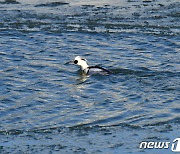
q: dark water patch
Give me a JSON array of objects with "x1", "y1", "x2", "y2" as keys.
[
  {"x1": 81, "y1": 5, "x2": 95, "y2": 9},
  {"x1": 172, "y1": 108, "x2": 180, "y2": 114},
  {"x1": 142, "y1": 0, "x2": 154, "y2": 3},
  {"x1": 0, "y1": 124, "x2": 142, "y2": 136},
  {"x1": 0, "y1": 0, "x2": 20, "y2": 4},
  {"x1": 143, "y1": 117, "x2": 180, "y2": 128},
  {"x1": 0, "y1": 129, "x2": 24, "y2": 135},
  {"x1": 35, "y1": 1, "x2": 69, "y2": 7},
  {"x1": 0, "y1": 123, "x2": 179, "y2": 153},
  {"x1": 110, "y1": 67, "x2": 180, "y2": 79},
  {"x1": 110, "y1": 68, "x2": 154, "y2": 77},
  {"x1": 0, "y1": 119, "x2": 178, "y2": 137}
]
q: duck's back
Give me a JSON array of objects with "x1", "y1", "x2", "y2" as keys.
[{"x1": 87, "y1": 66, "x2": 111, "y2": 75}]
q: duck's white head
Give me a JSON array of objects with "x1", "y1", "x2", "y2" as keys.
[{"x1": 73, "y1": 56, "x2": 89, "y2": 71}]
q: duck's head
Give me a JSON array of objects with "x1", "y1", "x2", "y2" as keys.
[
  {"x1": 73, "y1": 56, "x2": 89, "y2": 71},
  {"x1": 65, "y1": 56, "x2": 89, "y2": 71}
]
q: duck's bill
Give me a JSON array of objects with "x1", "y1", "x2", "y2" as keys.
[{"x1": 64, "y1": 60, "x2": 73, "y2": 65}]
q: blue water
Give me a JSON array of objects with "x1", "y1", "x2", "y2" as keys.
[{"x1": 0, "y1": 0, "x2": 180, "y2": 153}]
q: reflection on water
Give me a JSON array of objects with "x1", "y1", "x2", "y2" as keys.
[
  {"x1": 0, "y1": 0, "x2": 179, "y2": 153},
  {"x1": 76, "y1": 73, "x2": 89, "y2": 84}
]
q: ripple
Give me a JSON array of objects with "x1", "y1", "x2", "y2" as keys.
[
  {"x1": 0, "y1": 1, "x2": 179, "y2": 35},
  {"x1": 0, "y1": 1, "x2": 179, "y2": 153},
  {"x1": 35, "y1": 1, "x2": 69, "y2": 7},
  {"x1": 0, "y1": 0, "x2": 20, "y2": 4}
]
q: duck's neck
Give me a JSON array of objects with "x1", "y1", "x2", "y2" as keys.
[{"x1": 80, "y1": 63, "x2": 89, "y2": 73}]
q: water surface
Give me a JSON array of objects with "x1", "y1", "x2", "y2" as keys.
[{"x1": 0, "y1": 0, "x2": 180, "y2": 153}]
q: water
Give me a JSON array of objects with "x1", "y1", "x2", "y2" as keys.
[{"x1": 0, "y1": 0, "x2": 180, "y2": 153}]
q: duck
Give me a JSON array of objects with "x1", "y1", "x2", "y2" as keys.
[{"x1": 66, "y1": 56, "x2": 111, "y2": 75}]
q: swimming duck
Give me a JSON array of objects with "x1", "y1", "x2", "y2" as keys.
[{"x1": 66, "y1": 56, "x2": 111, "y2": 75}]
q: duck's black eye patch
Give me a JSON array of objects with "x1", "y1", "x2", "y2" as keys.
[
  {"x1": 74, "y1": 60, "x2": 78, "y2": 64},
  {"x1": 81, "y1": 58, "x2": 86, "y2": 61}
]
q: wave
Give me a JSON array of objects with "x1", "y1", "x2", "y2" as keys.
[{"x1": 35, "y1": 1, "x2": 69, "y2": 7}]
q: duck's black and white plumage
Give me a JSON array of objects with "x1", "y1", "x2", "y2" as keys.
[{"x1": 68, "y1": 56, "x2": 111, "y2": 75}]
